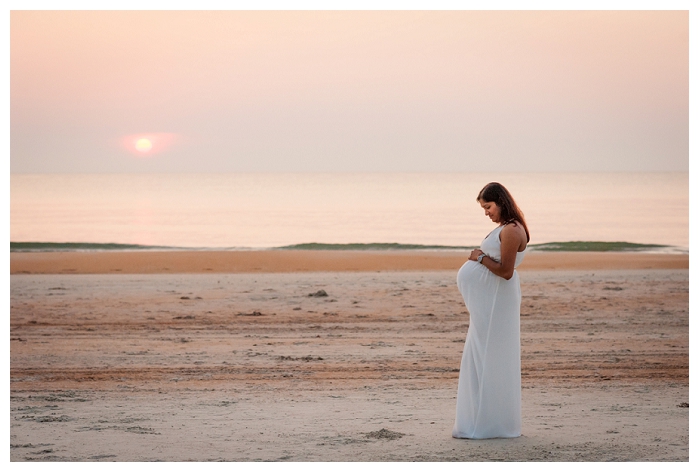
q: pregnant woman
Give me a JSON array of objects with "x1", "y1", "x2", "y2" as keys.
[{"x1": 452, "y1": 182, "x2": 530, "y2": 439}]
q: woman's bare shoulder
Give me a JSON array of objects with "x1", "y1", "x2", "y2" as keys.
[
  {"x1": 501, "y1": 221, "x2": 527, "y2": 243},
  {"x1": 502, "y1": 221, "x2": 525, "y2": 233}
]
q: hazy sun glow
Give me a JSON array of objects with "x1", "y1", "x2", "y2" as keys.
[
  {"x1": 120, "y1": 133, "x2": 178, "y2": 157},
  {"x1": 135, "y1": 138, "x2": 152, "y2": 152}
]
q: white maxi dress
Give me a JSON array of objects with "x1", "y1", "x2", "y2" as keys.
[{"x1": 452, "y1": 225, "x2": 525, "y2": 439}]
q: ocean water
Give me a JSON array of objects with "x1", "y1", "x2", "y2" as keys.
[{"x1": 10, "y1": 173, "x2": 688, "y2": 251}]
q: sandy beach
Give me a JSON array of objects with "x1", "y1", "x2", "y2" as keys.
[
  {"x1": 10, "y1": 251, "x2": 689, "y2": 461},
  {"x1": 9, "y1": 250, "x2": 689, "y2": 274}
]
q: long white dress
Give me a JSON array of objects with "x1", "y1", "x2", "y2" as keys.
[{"x1": 452, "y1": 225, "x2": 525, "y2": 439}]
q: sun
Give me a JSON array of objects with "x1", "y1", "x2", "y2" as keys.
[
  {"x1": 135, "y1": 138, "x2": 153, "y2": 153},
  {"x1": 120, "y1": 132, "x2": 178, "y2": 157}
]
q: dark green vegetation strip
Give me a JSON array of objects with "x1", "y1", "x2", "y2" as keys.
[
  {"x1": 11, "y1": 241, "x2": 672, "y2": 252},
  {"x1": 10, "y1": 242, "x2": 176, "y2": 252},
  {"x1": 529, "y1": 241, "x2": 668, "y2": 252}
]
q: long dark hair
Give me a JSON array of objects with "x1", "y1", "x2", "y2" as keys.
[{"x1": 477, "y1": 182, "x2": 530, "y2": 242}]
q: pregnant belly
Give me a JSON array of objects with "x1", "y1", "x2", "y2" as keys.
[
  {"x1": 457, "y1": 260, "x2": 485, "y2": 292},
  {"x1": 456, "y1": 260, "x2": 500, "y2": 308}
]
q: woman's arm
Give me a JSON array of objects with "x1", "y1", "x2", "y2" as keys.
[{"x1": 468, "y1": 224, "x2": 524, "y2": 280}]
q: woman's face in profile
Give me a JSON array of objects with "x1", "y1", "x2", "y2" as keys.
[{"x1": 479, "y1": 199, "x2": 501, "y2": 223}]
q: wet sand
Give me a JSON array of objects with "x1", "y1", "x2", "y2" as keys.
[{"x1": 10, "y1": 252, "x2": 689, "y2": 461}]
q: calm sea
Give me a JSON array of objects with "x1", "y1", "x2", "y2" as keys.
[{"x1": 10, "y1": 173, "x2": 688, "y2": 251}]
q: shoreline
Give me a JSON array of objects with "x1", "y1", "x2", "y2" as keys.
[{"x1": 10, "y1": 250, "x2": 689, "y2": 274}]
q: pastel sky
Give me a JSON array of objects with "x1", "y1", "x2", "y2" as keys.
[{"x1": 10, "y1": 10, "x2": 688, "y2": 173}]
